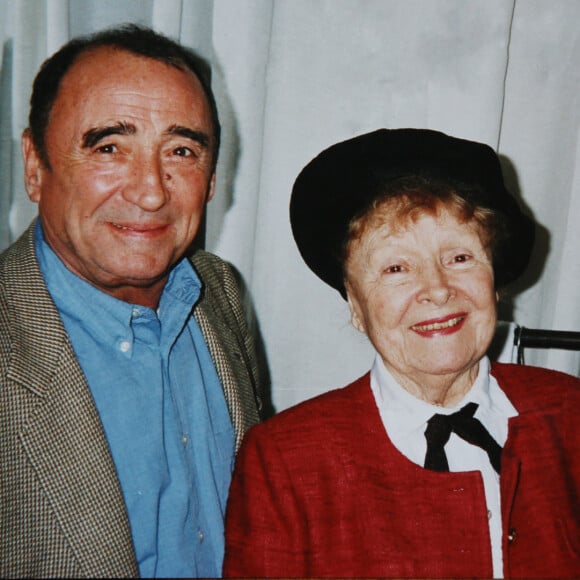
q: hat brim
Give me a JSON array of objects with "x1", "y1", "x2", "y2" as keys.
[{"x1": 290, "y1": 128, "x2": 535, "y2": 298}]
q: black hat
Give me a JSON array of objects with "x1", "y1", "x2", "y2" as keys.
[{"x1": 290, "y1": 128, "x2": 535, "y2": 298}]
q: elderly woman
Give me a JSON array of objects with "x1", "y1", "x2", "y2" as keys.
[{"x1": 223, "y1": 129, "x2": 580, "y2": 579}]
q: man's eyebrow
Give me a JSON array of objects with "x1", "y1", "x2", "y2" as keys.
[
  {"x1": 82, "y1": 122, "x2": 136, "y2": 148},
  {"x1": 166, "y1": 125, "x2": 210, "y2": 149}
]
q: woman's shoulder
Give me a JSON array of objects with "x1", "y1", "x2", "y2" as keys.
[
  {"x1": 491, "y1": 361, "x2": 579, "y2": 410},
  {"x1": 237, "y1": 372, "x2": 383, "y2": 475},
  {"x1": 491, "y1": 361, "x2": 578, "y2": 386},
  {"x1": 249, "y1": 372, "x2": 373, "y2": 437}
]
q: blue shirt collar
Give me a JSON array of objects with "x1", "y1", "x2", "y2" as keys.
[{"x1": 34, "y1": 220, "x2": 202, "y2": 354}]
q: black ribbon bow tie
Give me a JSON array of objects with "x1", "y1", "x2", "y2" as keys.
[{"x1": 424, "y1": 402, "x2": 502, "y2": 473}]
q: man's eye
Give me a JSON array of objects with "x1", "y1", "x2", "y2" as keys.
[
  {"x1": 173, "y1": 147, "x2": 194, "y2": 157},
  {"x1": 96, "y1": 144, "x2": 117, "y2": 154}
]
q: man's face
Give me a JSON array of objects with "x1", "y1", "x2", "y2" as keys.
[{"x1": 23, "y1": 46, "x2": 216, "y2": 307}]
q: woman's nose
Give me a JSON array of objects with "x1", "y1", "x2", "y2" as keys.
[
  {"x1": 417, "y1": 263, "x2": 455, "y2": 305},
  {"x1": 123, "y1": 154, "x2": 168, "y2": 211}
]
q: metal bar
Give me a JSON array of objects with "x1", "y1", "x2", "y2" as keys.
[{"x1": 515, "y1": 327, "x2": 580, "y2": 351}]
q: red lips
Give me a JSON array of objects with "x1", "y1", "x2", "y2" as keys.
[{"x1": 411, "y1": 312, "x2": 467, "y2": 337}]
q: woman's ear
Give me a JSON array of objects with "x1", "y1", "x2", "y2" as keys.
[
  {"x1": 346, "y1": 287, "x2": 366, "y2": 334},
  {"x1": 21, "y1": 129, "x2": 46, "y2": 203}
]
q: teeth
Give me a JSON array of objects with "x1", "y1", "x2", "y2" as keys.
[
  {"x1": 112, "y1": 223, "x2": 130, "y2": 230},
  {"x1": 413, "y1": 316, "x2": 463, "y2": 332}
]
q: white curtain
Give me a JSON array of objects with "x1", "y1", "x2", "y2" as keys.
[{"x1": 1, "y1": 0, "x2": 579, "y2": 413}]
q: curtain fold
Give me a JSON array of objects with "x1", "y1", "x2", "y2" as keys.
[{"x1": 1, "y1": 0, "x2": 578, "y2": 412}]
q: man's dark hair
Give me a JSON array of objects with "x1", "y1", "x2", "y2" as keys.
[{"x1": 28, "y1": 23, "x2": 221, "y2": 170}]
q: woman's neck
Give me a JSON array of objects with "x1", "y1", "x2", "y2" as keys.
[{"x1": 387, "y1": 362, "x2": 480, "y2": 408}]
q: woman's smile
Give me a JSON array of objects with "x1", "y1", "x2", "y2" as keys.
[{"x1": 411, "y1": 312, "x2": 467, "y2": 336}]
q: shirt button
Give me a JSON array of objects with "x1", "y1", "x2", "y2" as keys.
[
  {"x1": 487, "y1": 510, "x2": 492, "y2": 520},
  {"x1": 119, "y1": 341, "x2": 131, "y2": 353},
  {"x1": 132, "y1": 308, "x2": 140, "y2": 318},
  {"x1": 198, "y1": 529, "x2": 204, "y2": 543},
  {"x1": 507, "y1": 528, "x2": 517, "y2": 543},
  {"x1": 182, "y1": 434, "x2": 188, "y2": 446}
]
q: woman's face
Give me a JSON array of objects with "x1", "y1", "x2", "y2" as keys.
[{"x1": 345, "y1": 204, "x2": 497, "y2": 396}]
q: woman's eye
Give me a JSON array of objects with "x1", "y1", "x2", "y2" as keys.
[
  {"x1": 451, "y1": 253, "x2": 472, "y2": 265},
  {"x1": 385, "y1": 264, "x2": 404, "y2": 274}
]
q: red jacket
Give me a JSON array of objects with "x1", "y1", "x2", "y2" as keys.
[{"x1": 224, "y1": 363, "x2": 580, "y2": 578}]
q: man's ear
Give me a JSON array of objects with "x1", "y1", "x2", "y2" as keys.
[
  {"x1": 207, "y1": 172, "x2": 216, "y2": 202},
  {"x1": 21, "y1": 130, "x2": 46, "y2": 203},
  {"x1": 346, "y1": 287, "x2": 366, "y2": 334}
]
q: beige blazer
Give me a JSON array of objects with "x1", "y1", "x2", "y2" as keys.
[{"x1": 0, "y1": 222, "x2": 262, "y2": 578}]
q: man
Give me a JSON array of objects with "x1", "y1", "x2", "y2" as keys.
[{"x1": 0, "y1": 25, "x2": 262, "y2": 578}]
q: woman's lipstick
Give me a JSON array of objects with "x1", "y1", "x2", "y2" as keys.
[{"x1": 411, "y1": 313, "x2": 467, "y2": 337}]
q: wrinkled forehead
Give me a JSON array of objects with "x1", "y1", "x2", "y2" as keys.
[
  {"x1": 47, "y1": 46, "x2": 213, "y2": 138},
  {"x1": 342, "y1": 195, "x2": 494, "y2": 279}
]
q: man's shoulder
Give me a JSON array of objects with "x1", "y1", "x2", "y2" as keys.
[
  {"x1": 1, "y1": 224, "x2": 41, "y2": 301},
  {"x1": 188, "y1": 250, "x2": 246, "y2": 316},
  {"x1": 189, "y1": 249, "x2": 233, "y2": 289},
  {"x1": 0, "y1": 222, "x2": 66, "y2": 343},
  {"x1": 0, "y1": 223, "x2": 67, "y2": 379},
  {"x1": 189, "y1": 248, "x2": 226, "y2": 269},
  {"x1": 1, "y1": 223, "x2": 38, "y2": 278}
]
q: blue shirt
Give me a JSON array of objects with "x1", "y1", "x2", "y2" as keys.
[{"x1": 35, "y1": 222, "x2": 235, "y2": 578}]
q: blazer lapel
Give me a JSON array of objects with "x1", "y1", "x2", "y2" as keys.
[
  {"x1": 4, "y1": 224, "x2": 138, "y2": 577},
  {"x1": 194, "y1": 292, "x2": 249, "y2": 450},
  {"x1": 190, "y1": 251, "x2": 260, "y2": 450}
]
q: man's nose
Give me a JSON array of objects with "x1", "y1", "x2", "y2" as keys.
[{"x1": 123, "y1": 153, "x2": 168, "y2": 211}]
